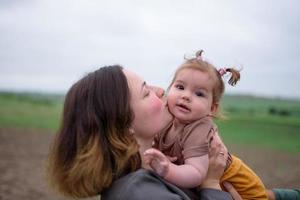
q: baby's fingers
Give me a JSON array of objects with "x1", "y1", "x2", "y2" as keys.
[
  {"x1": 209, "y1": 139, "x2": 222, "y2": 158},
  {"x1": 143, "y1": 153, "x2": 155, "y2": 164},
  {"x1": 166, "y1": 156, "x2": 178, "y2": 162},
  {"x1": 144, "y1": 148, "x2": 167, "y2": 162}
]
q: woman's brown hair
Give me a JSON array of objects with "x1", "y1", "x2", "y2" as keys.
[{"x1": 47, "y1": 65, "x2": 141, "y2": 198}]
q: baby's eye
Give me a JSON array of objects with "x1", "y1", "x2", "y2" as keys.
[
  {"x1": 175, "y1": 84, "x2": 184, "y2": 90},
  {"x1": 195, "y1": 91, "x2": 205, "y2": 97}
]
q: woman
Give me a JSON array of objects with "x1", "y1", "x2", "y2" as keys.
[{"x1": 47, "y1": 65, "x2": 239, "y2": 199}]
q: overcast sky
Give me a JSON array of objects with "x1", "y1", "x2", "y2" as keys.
[{"x1": 1, "y1": 0, "x2": 300, "y2": 99}]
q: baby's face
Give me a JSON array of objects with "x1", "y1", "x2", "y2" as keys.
[{"x1": 167, "y1": 68, "x2": 215, "y2": 124}]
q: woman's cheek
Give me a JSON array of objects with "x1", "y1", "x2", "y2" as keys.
[
  {"x1": 150, "y1": 96, "x2": 163, "y2": 115},
  {"x1": 150, "y1": 96, "x2": 172, "y2": 127}
]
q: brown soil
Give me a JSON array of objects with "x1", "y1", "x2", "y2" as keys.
[{"x1": 0, "y1": 128, "x2": 299, "y2": 200}]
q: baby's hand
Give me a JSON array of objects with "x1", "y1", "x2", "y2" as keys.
[
  {"x1": 166, "y1": 155, "x2": 177, "y2": 163},
  {"x1": 144, "y1": 148, "x2": 170, "y2": 177}
]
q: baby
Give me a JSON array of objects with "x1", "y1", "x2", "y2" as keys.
[{"x1": 144, "y1": 50, "x2": 267, "y2": 200}]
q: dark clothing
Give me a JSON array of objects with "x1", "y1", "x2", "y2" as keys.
[
  {"x1": 102, "y1": 169, "x2": 233, "y2": 200},
  {"x1": 273, "y1": 188, "x2": 300, "y2": 200}
]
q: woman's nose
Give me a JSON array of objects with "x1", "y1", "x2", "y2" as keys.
[{"x1": 150, "y1": 86, "x2": 165, "y2": 98}]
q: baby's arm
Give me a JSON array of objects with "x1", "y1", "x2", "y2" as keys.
[
  {"x1": 144, "y1": 148, "x2": 209, "y2": 188},
  {"x1": 167, "y1": 155, "x2": 209, "y2": 188}
]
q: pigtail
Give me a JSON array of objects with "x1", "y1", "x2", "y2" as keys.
[
  {"x1": 226, "y1": 68, "x2": 240, "y2": 86},
  {"x1": 195, "y1": 50, "x2": 204, "y2": 58},
  {"x1": 218, "y1": 67, "x2": 241, "y2": 86}
]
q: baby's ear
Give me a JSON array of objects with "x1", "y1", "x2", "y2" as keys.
[{"x1": 211, "y1": 103, "x2": 219, "y2": 114}]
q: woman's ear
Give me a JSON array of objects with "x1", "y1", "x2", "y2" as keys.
[{"x1": 129, "y1": 128, "x2": 135, "y2": 135}]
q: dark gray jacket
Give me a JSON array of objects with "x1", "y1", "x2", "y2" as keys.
[{"x1": 102, "y1": 169, "x2": 232, "y2": 200}]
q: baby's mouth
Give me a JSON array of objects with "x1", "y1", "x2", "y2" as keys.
[{"x1": 176, "y1": 103, "x2": 190, "y2": 112}]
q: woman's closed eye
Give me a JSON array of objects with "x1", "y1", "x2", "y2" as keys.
[
  {"x1": 143, "y1": 84, "x2": 151, "y2": 97},
  {"x1": 144, "y1": 91, "x2": 150, "y2": 97},
  {"x1": 143, "y1": 87, "x2": 151, "y2": 97}
]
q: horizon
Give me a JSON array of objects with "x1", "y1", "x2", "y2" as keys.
[{"x1": 1, "y1": 88, "x2": 300, "y2": 102}]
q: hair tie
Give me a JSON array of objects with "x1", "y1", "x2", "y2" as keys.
[
  {"x1": 195, "y1": 50, "x2": 204, "y2": 61},
  {"x1": 218, "y1": 68, "x2": 227, "y2": 76}
]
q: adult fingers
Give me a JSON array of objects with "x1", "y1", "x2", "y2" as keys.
[
  {"x1": 209, "y1": 138, "x2": 222, "y2": 158},
  {"x1": 223, "y1": 182, "x2": 242, "y2": 200},
  {"x1": 209, "y1": 131, "x2": 222, "y2": 147},
  {"x1": 209, "y1": 135, "x2": 228, "y2": 160},
  {"x1": 213, "y1": 133, "x2": 229, "y2": 153}
]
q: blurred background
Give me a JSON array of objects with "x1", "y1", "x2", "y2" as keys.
[{"x1": 0, "y1": 0, "x2": 299, "y2": 199}]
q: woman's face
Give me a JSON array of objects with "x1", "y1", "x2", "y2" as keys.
[{"x1": 123, "y1": 69, "x2": 172, "y2": 140}]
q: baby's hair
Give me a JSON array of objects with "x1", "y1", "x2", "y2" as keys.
[
  {"x1": 218, "y1": 67, "x2": 240, "y2": 86},
  {"x1": 194, "y1": 49, "x2": 240, "y2": 87},
  {"x1": 195, "y1": 50, "x2": 204, "y2": 58}
]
